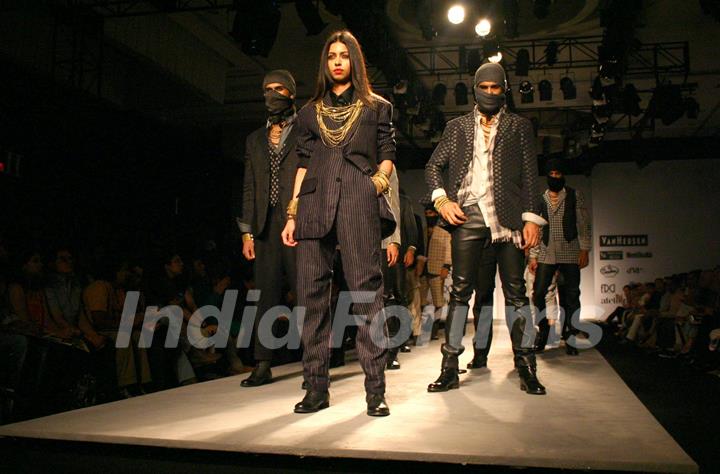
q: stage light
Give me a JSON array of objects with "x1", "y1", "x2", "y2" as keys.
[
  {"x1": 488, "y1": 52, "x2": 501, "y2": 63},
  {"x1": 393, "y1": 80, "x2": 408, "y2": 95},
  {"x1": 475, "y1": 18, "x2": 491, "y2": 37},
  {"x1": 416, "y1": 0, "x2": 437, "y2": 40},
  {"x1": 296, "y1": 0, "x2": 328, "y2": 36},
  {"x1": 655, "y1": 84, "x2": 686, "y2": 125},
  {"x1": 538, "y1": 79, "x2": 552, "y2": 101},
  {"x1": 545, "y1": 41, "x2": 558, "y2": 66},
  {"x1": 519, "y1": 80, "x2": 534, "y2": 103},
  {"x1": 454, "y1": 81, "x2": 469, "y2": 105},
  {"x1": 515, "y1": 48, "x2": 530, "y2": 76},
  {"x1": 231, "y1": 1, "x2": 281, "y2": 57},
  {"x1": 560, "y1": 76, "x2": 576, "y2": 100},
  {"x1": 448, "y1": 5, "x2": 465, "y2": 24},
  {"x1": 502, "y1": 0, "x2": 519, "y2": 38}
]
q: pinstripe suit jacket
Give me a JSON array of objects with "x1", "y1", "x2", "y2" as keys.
[
  {"x1": 425, "y1": 109, "x2": 540, "y2": 231},
  {"x1": 293, "y1": 92, "x2": 397, "y2": 240}
]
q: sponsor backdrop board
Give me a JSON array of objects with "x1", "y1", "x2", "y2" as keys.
[{"x1": 590, "y1": 159, "x2": 720, "y2": 318}]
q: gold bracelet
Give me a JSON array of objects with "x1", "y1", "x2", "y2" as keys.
[
  {"x1": 371, "y1": 171, "x2": 390, "y2": 194},
  {"x1": 286, "y1": 198, "x2": 299, "y2": 218},
  {"x1": 434, "y1": 196, "x2": 451, "y2": 212},
  {"x1": 242, "y1": 233, "x2": 254, "y2": 243}
]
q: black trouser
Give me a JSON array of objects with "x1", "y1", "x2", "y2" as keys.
[
  {"x1": 381, "y1": 247, "x2": 405, "y2": 362},
  {"x1": 533, "y1": 263, "x2": 581, "y2": 348},
  {"x1": 253, "y1": 205, "x2": 297, "y2": 362},
  {"x1": 470, "y1": 244, "x2": 497, "y2": 362},
  {"x1": 443, "y1": 207, "x2": 535, "y2": 369}
]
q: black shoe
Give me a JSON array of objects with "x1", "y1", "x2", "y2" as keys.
[
  {"x1": 294, "y1": 390, "x2": 330, "y2": 413},
  {"x1": 427, "y1": 369, "x2": 459, "y2": 392},
  {"x1": 366, "y1": 393, "x2": 390, "y2": 417},
  {"x1": 430, "y1": 320, "x2": 440, "y2": 340},
  {"x1": 467, "y1": 357, "x2": 488, "y2": 370},
  {"x1": 407, "y1": 336, "x2": 417, "y2": 347},
  {"x1": 518, "y1": 366, "x2": 546, "y2": 395},
  {"x1": 301, "y1": 381, "x2": 309, "y2": 390},
  {"x1": 386, "y1": 359, "x2": 401, "y2": 370},
  {"x1": 399, "y1": 344, "x2": 411, "y2": 353},
  {"x1": 565, "y1": 345, "x2": 579, "y2": 356},
  {"x1": 240, "y1": 365, "x2": 272, "y2": 387}
]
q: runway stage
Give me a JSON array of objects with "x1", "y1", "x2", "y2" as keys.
[{"x1": 0, "y1": 322, "x2": 697, "y2": 473}]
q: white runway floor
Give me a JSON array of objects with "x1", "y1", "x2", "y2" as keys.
[{"x1": 0, "y1": 321, "x2": 697, "y2": 472}]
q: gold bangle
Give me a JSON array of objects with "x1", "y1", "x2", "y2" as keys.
[
  {"x1": 286, "y1": 198, "x2": 299, "y2": 218},
  {"x1": 434, "y1": 196, "x2": 451, "y2": 212},
  {"x1": 242, "y1": 233, "x2": 254, "y2": 243},
  {"x1": 371, "y1": 171, "x2": 390, "y2": 194}
]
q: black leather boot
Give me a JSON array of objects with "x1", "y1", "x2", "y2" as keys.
[
  {"x1": 240, "y1": 360, "x2": 272, "y2": 387},
  {"x1": 518, "y1": 365, "x2": 546, "y2": 395},
  {"x1": 467, "y1": 353, "x2": 488, "y2": 369},
  {"x1": 366, "y1": 393, "x2": 390, "y2": 417},
  {"x1": 428, "y1": 352, "x2": 460, "y2": 392},
  {"x1": 294, "y1": 390, "x2": 330, "y2": 413},
  {"x1": 534, "y1": 319, "x2": 550, "y2": 353}
]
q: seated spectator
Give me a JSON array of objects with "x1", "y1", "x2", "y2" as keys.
[
  {"x1": 83, "y1": 258, "x2": 152, "y2": 398},
  {"x1": 44, "y1": 247, "x2": 84, "y2": 341},
  {"x1": 604, "y1": 285, "x2": 632, "y2": 328},
  {"x1": 7, "y1": 250, "x2": 55, "y2": 336}
]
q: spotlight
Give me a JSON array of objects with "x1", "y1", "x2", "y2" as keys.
[
  {"x1": 545, "y1": 41, "x2": 558, "y2": 66},
  {"x1": 655, "y1": 84, "x2": 686, "y2": 125},
  {"x1": 475, "y1": 18, "x2": 491, "y2": 37},
  {"x1": 489, "y1": 52, "x2": 503, "y2": 63},
  {"x1": 519, "y1": 80, "x2": 534, "y2": 103},
  {"x1": 448, "y1": 5, "x2": 465, "y2": 24},
  {"x1": 502, "y1": 0, "x2": 519, "y2": 38},
  {"x1": 560, "y1": 76, "x2": 576, "y2": 100},
  {"x1": 295, "y1": 0, "x2": 328, "y2": 36},
  {"x1": 416, "y1": 0, "x2": 436, "y2": 40},
  {"x1": 515, "y1": 48, "x2": 530, "y2": 76},
  {"x1": 231, "y1": 1, "x2": 281, "y2": 57},
  {"x1": 533, "y1": 0, "x2": 551, "y2": 19},
  {"x1": 454, "y1": 81, "x2": 469, "y2": 105},
  {"x1": 538, "y1": 79, "x2": 552, "y2": 101}
]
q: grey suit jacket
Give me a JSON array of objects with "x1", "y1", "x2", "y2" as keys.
[
  {"x1": 237, "y1": 124, "x2": 299, "y2": 236},
  {"x1": 425, "y1": 109, "x2": 540, "y2": 231}
]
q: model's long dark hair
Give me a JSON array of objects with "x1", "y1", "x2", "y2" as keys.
[{"x1": 310, "y1": 30, "x2": 378, "y2": 109}]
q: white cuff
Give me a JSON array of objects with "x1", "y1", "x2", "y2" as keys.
[
  {"x1": 523, "y1": 212, "x2": 547, "y2": 226},
  {"x1": 431, "y1": 188, "x2": 447, "y2": 202}
]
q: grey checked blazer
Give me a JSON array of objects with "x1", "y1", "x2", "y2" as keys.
[{"x1": 425, "y1": 110, "x2": 540, "y2": 231}]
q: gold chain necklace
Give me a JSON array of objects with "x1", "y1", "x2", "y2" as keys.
[{"x1": 315, "y1": 100, "x2": 364, "y2": 147}]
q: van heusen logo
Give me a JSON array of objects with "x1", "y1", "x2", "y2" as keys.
[
  {"x1": 627, "y1": 251, "x2": 653, "y2": 258},
  {"x1": 600, "y1": 265, "x2": 620, "y2": 277},
  {"x1": 599, "y1": 235, "x2": 648, "y2": 247}
]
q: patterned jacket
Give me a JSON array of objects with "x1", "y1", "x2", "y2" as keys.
[{"x1": 425, "y1": 110, "x2": 540, "y2": 231}]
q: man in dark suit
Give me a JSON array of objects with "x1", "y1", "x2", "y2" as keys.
[
  {"x1": 236, "y1": 70, "x2": 299, "y2": 387},
  {"x1": 425, "y1": 62, "x2": 548, "y2": 395}
]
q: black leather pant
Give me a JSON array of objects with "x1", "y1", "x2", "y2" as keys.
[
  {"x1": 533, "y1": 263, "x2": 581, "y2": 348},
  {"x1": 470, "y1": 244, "x2": 496, "y2": 362},
  {"x1": 442, "y1": 221, "x2": 536, "y2": 369}
]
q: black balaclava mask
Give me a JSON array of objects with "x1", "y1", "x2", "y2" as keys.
[
  {"x1": 473, "y1": 62, "x2": 508, "y2": 116},
  {"x1": 264, "y1": 90, "x2": 294, "y2": 123},
  {"x1": 263, "y1": 69, "x2": 297, "y2": 124},
  {"x1": 547, "y1": 175, "x2": 565, "y2": 192}
]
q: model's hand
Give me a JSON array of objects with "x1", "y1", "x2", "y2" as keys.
[
  {"x1": 578, "y1": 250, "x2": 589, "y2": 269},
  {"x1": 403, "y1": 249, "x2": 415, "y2": 268},
  {"x1": 281, "y1": 220, "x2": 297, "y2": 247},
  {"x1": 242, "y1": 239, "x2": 255, "y2": 260},
  {"x1": 522, "y1": 222, "x2": 540, "y2": 250},
  {"x1": 387, "y1": 243, "x2": 399, "y2": 267},
  {"x1": 528, "y1": 258, "x2": 538, "y2": 275},
  {"x1": 440, "y1": 267, "x2": 450, "y2": 279},
  {"x1": 415, "y1": 259, "x2": 425, "y2": 277},
  {"x1": 438, "y1": 201, "x2": 467, "y2": 226}
]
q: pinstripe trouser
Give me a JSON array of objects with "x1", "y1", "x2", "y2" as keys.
[{"x1": 296, "y1": 174, "x2": 387, "y2": 395}]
